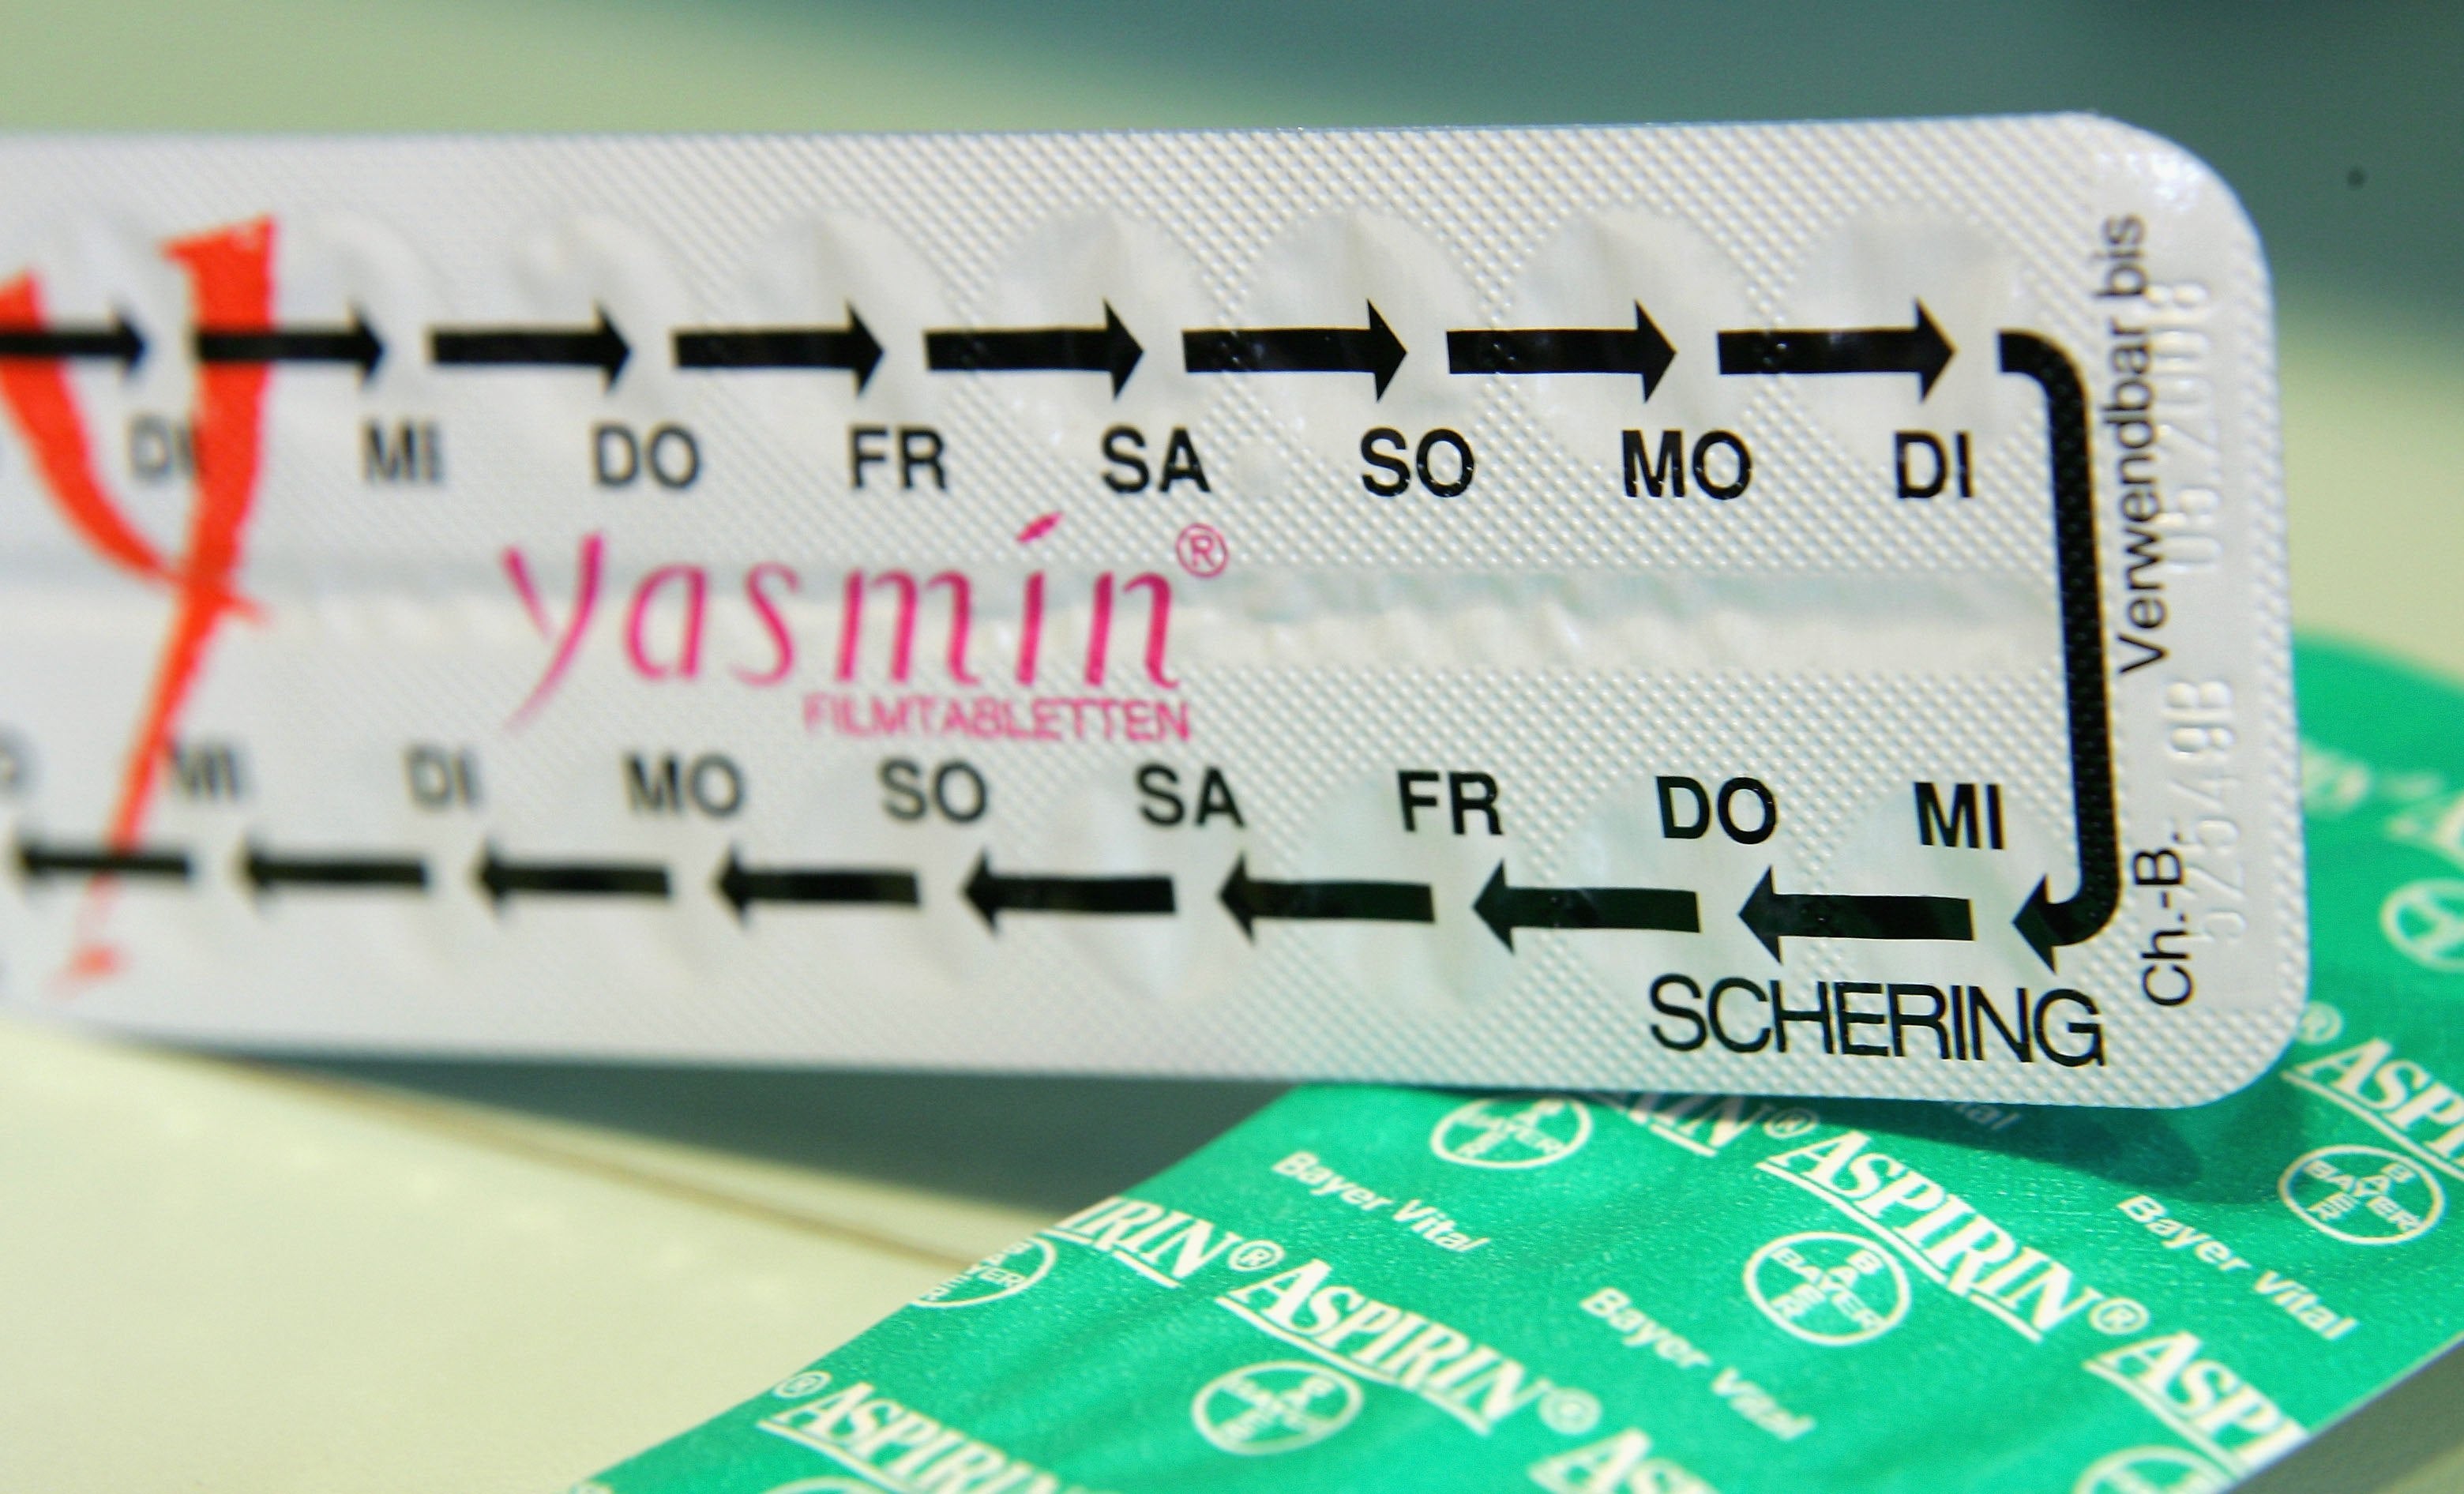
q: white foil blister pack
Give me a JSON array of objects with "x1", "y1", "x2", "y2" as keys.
[{"x1": 0, "y1": 115, "x2": 2301, "y2": 1103}]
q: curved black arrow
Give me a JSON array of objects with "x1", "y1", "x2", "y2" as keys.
[
  {"x1": 1219, "y1": 855, "x2": 1433, "y2": 940},
  {"x1": 196, "y1": 310, "x2": 383, "y2": 381},
  {"x1": 1445, "y1": 304, "x2": 1676, "y2": 397},
  {"x1": 716, "y1": 848, "x2": 919, "y2": 921},
  {"x1": 1182, "y1": 303, "x2": 1406, "y2": 397},
  {"x1": 674, "y1": 306, "x2": 883, "y2": 391},
  {"x1": 1739, "y1": 869, "x2": 1972, "y2": 961},
  {"x1": 476, "y1": 844, "x2": 667, "y2": 907},
  {"x1": 242, "y1": 843, "x2": 426, "y2": 895},
  {"x1": 1717, "y1": 302, "x2": 1953, "y2": 396},
  {"x1": 926, "y1": 303, "x2": 1142, "y2": 395},
  {"x1": 1473, "y1": 863, "x2": 1699, "y2": 951},
  {"x1": 15, "y1": 835, "x2": 189, "y2": 883},
  {"x1": 0, "y1": 311, "x2": 145, "y2": 371},
  {"x1": 430, "y1": 307, "x2": 629, "y2": 387},
  {"x1": 2002, "y1": 331, "x2": 2121, "y2": 970},
  {"x1": 964, "y1": 852, "x2": 1173, "y2": 929}
]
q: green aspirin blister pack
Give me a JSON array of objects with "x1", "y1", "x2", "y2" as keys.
[{"x1": 583, "y1": 645, "x2": 2458, "y2": 1492}]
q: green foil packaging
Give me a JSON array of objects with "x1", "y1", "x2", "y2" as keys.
[{"x1": 583, "y1": 641, "x2": 2464, "y2": 1494}]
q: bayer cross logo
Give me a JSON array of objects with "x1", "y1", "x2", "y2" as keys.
[
  {"x1": 2383, "y1": 879, "x2": 2464, "y2": 973},
  {"x1": 2280, "y1": 1145, "x2": 2446, "y2": 1245},
  {"x1": 2072, "y1": 1446, "x2": 2229, "y2": 1494},
  {"x1": 1191, "y1": 1361, "x2": 1364, "y2": 1455},
  {"x1": 1429, "y1": 1096, "x2": 1594, "y2": 1169},
  {"x1": 1743, "y1": 1231, "x2": 1911, "y2": 1346},
  {"x1": 913, "y1": 1237, "x2": 1057, "y2": 1308}
]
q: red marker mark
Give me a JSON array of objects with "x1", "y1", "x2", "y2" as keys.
[
  {"x1": 1016, "y1": 512, "x2": 1062, "y2": 545},
  {"x1": 0, "y1": 220, "x2": 277, "y2": 983}
]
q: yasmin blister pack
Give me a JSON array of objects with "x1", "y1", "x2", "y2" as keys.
[{"x1": 0, "y1": 116, "x2": 2299, "y2": 1102}]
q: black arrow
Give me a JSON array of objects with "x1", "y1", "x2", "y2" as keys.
[
  {"x1": 1472, "y1": 863, "x2": 1699, "y2": 951},
  {"x1": 241, "y1": 842, "x2": 426, "y2": 895},
  {"x1": 716, "y1": 847, "x2": 919, "y2": 921},
  {"x1": 196, "y1": 310, "x2": 383, "y2": 381},
  {"x1": 2002, "y1": 331, "x2": 2121, "y2": 970},
  {"x1": 1445, "y1": 304, "x2": 1676, "y2": 397},
  {"x1": 1218, "y1": 855, "x2": 1433, "y2": 940},
  {"x1": 963, "y1": 852, "x2": 1173, "y2": 929},
  {"x1": 1182, "y1": 303, "x2": 1406, "y2": 397},
  {"x1": 430, "y1": 307, "x2": 630, "y2": 387},
  {"x1": 1738, "y1": 869, "x2": 1972, "y2": 960},
  {"x1": 0, "y1": 311, "x2": 146, "y2": 372},
  {"x1": 674, "y1": 306, "x2": 884, "y2": 392},
  {"x1": 14, "y1": 835, "x2": 189, "y2": 883},
  {"x1": 925, "y1": 303, "x2": 1142, "y2": 395},
  {"x1": 476, "y1": 843, "x2": 668, "y2": 907},
  {"x1": 1717, "y1": 302, "x2": 1953, "y2": 396}
]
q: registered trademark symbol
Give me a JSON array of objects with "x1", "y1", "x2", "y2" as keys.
[
  {"x1": 1227, "y1": 1239, "x2": 1286, "y2": 1272},
  {"x1": 1176, "y1": 522, "x2": 1229, "y2": 577},
  {"x1": 2088, "y1": 1297, "x2": 2150, "y2": 1334},
  {"x1": 2294, "y1": 1003, "x2": 2343, "y2": 1045},
  {"x1": 770, "y1": 1369, "x2": 832, "y2": 1398},
  {"x1": 1538, "y1": 1387, "x2": 1602, "y2": 1436},
  {"x1": 1763, "y1": 1107, "x2": 1818, "y2": 1140}
]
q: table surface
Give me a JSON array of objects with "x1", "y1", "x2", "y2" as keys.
[{"x1": 0, "y1": 3, "x2": 2459, "y2": 1488}]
